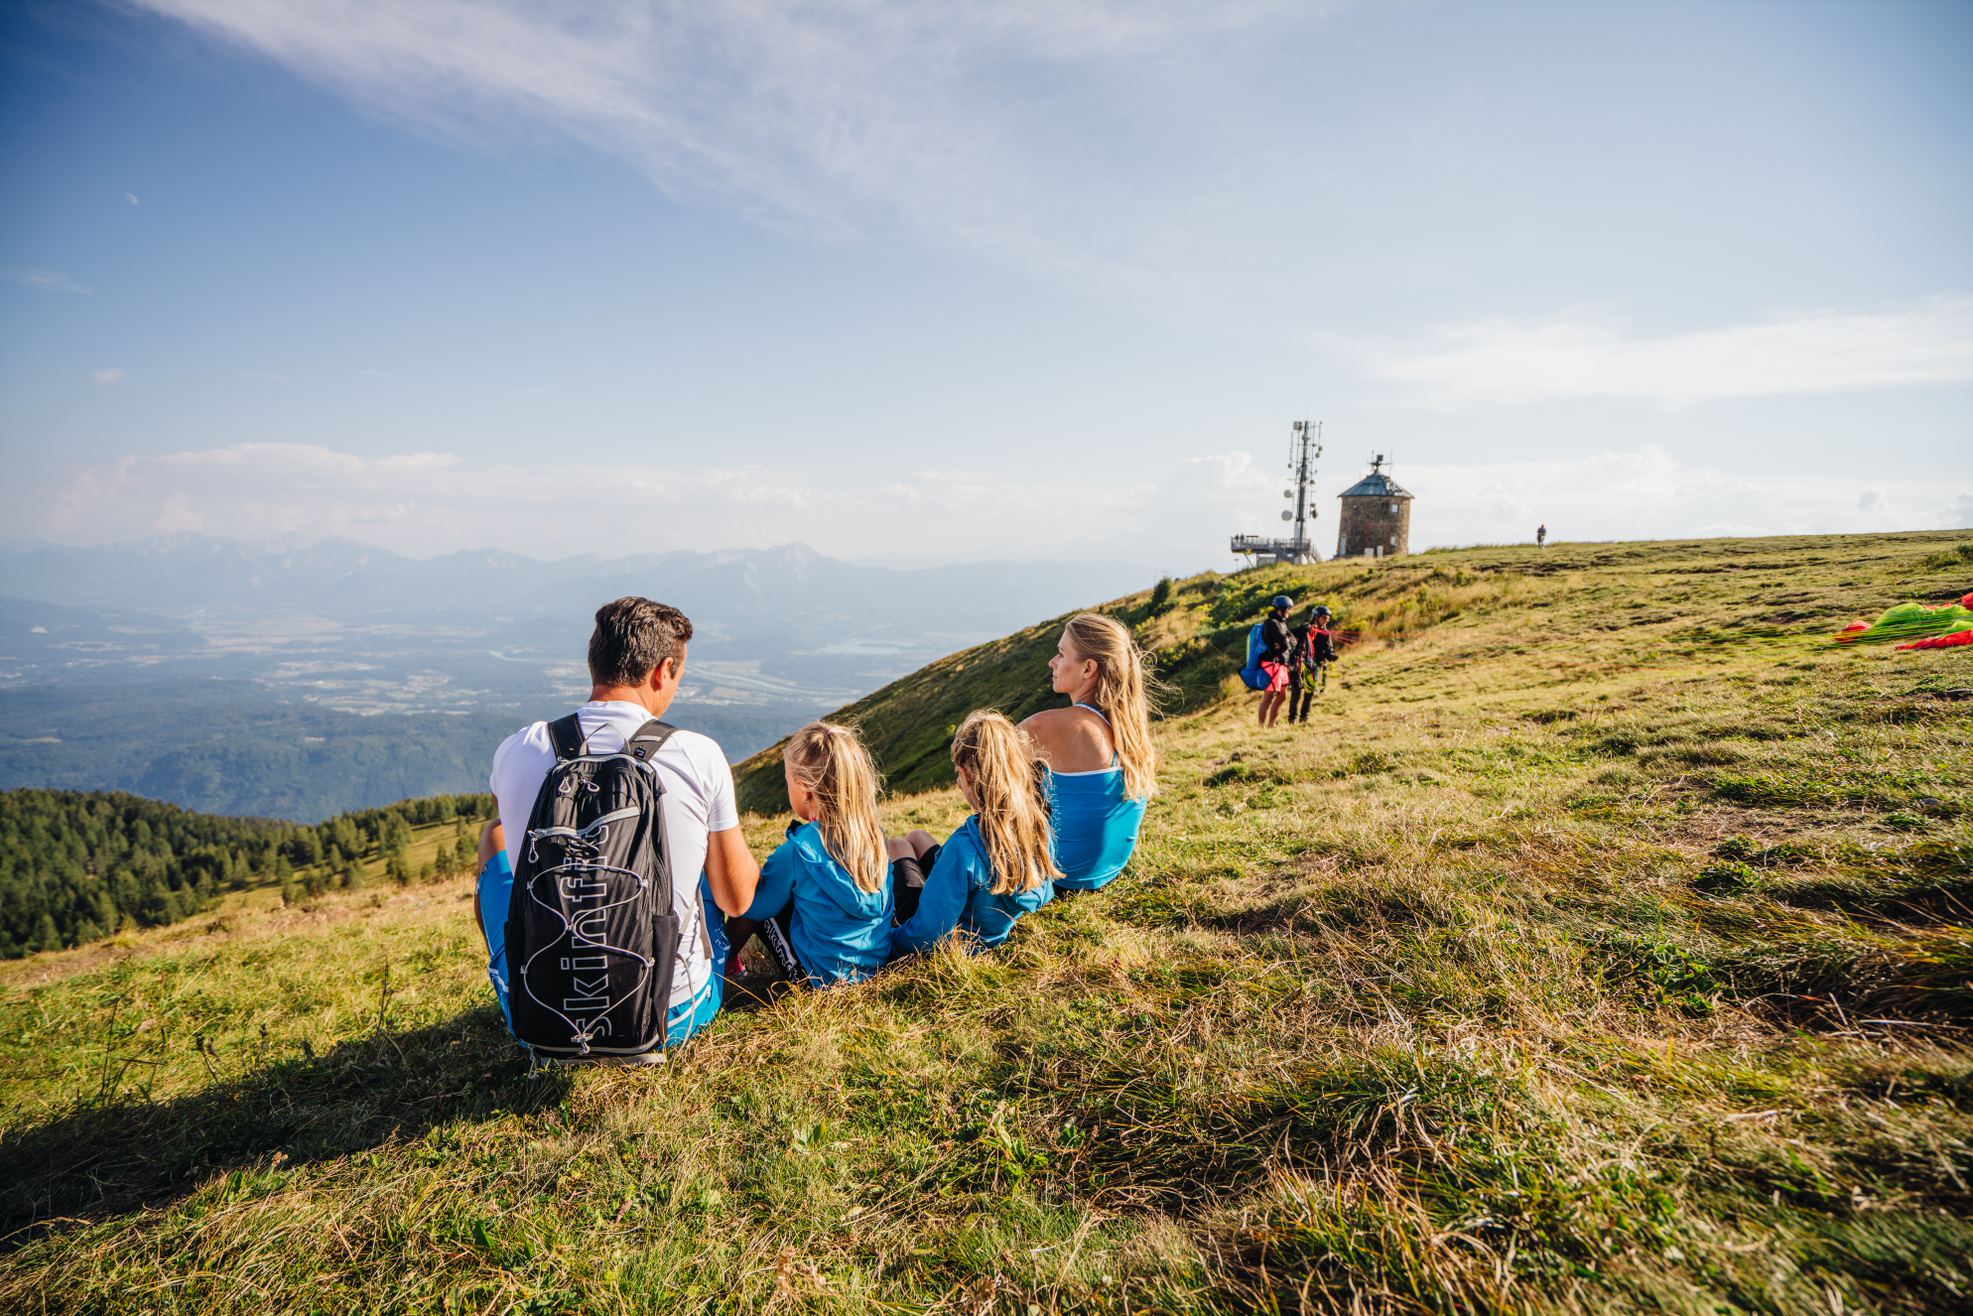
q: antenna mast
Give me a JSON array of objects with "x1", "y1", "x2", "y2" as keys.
[
  {"x1": 1228, "y1": 419, "x2": 1323, "y2": 567},
  {"x1": 1289, "y1": 420, "x2": 1321, "y2": 559}
]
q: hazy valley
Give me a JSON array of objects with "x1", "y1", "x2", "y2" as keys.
[{"x1": 0, "y1": 536, "x2": 1148, "y2": 819}]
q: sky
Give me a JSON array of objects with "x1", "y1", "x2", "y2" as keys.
[{"x1": 1, "y1": 0, "x2": 1969, "y2": 575}]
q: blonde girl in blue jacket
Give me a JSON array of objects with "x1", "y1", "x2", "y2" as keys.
[
  {"x1": 890, "y1": 710, "x2": 1059, "y2": 956},
  {"x1": 728, "y1": 722, "x2": 893, "y2": 987}
]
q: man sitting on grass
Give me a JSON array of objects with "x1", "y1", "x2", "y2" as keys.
[{"x1": 476, "y1": 597, "x2": 761, "y2": 1052}]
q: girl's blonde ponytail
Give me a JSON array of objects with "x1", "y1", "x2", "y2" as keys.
[
  {"x1": 951, "y1": 711, "x2": 1059, "y2": 895},
  {"x1": 783, "y1": 722, "x2": 888, "y2": 893}
]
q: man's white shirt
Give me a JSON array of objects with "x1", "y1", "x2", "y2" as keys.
[{"x1": 489, "y1": 700, "x2": 738, "y2": 1015}]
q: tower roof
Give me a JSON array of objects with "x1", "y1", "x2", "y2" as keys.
[{"x1": 1339, "y1": 456, "x2": 1412, "y2": 500}]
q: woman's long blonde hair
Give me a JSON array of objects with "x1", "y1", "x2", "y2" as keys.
[
  {"x1": 783, "y1": 722, "x2": 888, "y2": 893},
  {"x1": 952, "y1": 711, "x2": 1060, "y2": 896},
  {"x1": 1061, "y1": 612, "x2": 1160, "y2": 801}
]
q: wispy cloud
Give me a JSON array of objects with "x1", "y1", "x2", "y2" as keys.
[
  {"x1": 90, "y1": 368, "x2": 125, "y2": 385},
  {"x1": 131, "y1": 0, "x2": 1317, "y2": 284},
  {"x1": 4, "y1": 267, "x2": 94, "y2": 296},
  {"x1": 125, "y1": 192, "x2": 140, "y2": 207},
  {"x1": 1359, "y1": 297, "x2": 1973, "y2": 407}
]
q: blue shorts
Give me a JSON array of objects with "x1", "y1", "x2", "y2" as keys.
[
  {"x1": 477, "y1": 850, "x2": 516, "y2": 1028},
  {"x1": 477, "y1": 852, "x2": 723, "y2": 1047}
]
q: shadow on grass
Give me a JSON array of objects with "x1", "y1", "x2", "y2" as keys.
[{"x1": 0, "y1": 1006, "x2": 568, "y2": 1246}]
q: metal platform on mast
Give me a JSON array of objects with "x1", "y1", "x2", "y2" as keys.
[{"x1": 1229, "y1": 420, "x2": 1322, "y2": 566}]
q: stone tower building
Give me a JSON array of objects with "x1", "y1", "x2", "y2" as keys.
[{"x1": 1335, "y1": 456, "x2": 1414, "y2": 558}]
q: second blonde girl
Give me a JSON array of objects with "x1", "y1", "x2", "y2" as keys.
[{"x1": 889, "y1": 710, "x2": 1060, "y2": 956}]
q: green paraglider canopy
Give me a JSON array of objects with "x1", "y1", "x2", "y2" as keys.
[{"x1": 1835, "y1": 593, "x2": 1973, "y2": 647}]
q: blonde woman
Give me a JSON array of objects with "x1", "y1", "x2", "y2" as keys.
[
  {"x1": 888, "y1": 711, "x2": 1059, "y2": 957},
  {"x1": 1019, "y1": 612, "x2": 1157, "y2": 891},
  {"x1": 727, "y1": 722, "x2": 892, "y2": 987}
]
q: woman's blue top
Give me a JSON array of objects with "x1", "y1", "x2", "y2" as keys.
[
  {"x1": 745, "y1": 821, "x2": 893, "y2": 987},
  {"x1": 1048, "y1": 765, "x2": 1148, "y2": 891},
  {"x1": 890, "y1": 816, "x2": 1053, "y2": 958},
  {"x1": 1046, "y1": 701, "x2": 1149, "y2": 891}
]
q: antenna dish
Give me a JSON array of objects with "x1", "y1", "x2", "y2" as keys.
[{"x1": 1280, "y1": 510, "x2": 1293, "y2": 522}]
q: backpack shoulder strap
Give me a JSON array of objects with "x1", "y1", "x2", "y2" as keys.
[
  {"x1": 546, "y1": 713, "x2": 587, "y2": 761},
  {"x1": 626, "y1": 718, "x2": 678, "y2": 763}
]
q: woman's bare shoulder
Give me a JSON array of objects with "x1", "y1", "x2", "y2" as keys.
[
  {"x1": 1020, "y1": 705, "x2": 1111, "y2": 762},
  {"x1": 1020, "y1": 705, "x2": 1107, "y2": 734}
]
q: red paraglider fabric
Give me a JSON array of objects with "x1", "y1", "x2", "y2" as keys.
[
  {"x1": 1896, "y1": 630, "x2": 1973, "y2": 651},
  {"x1": 1836, "y1": 601, "x2": 1973, "y2": 645}
]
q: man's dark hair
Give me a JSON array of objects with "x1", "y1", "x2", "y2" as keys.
[{"x1": 588, "y1": 597, "x2": 693, "y2": 687}]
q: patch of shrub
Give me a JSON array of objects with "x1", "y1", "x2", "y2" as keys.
[
  {"x1": 1204, "y1": 759, "x2": 1294, "y2": 789},
  {"x1": 1693, "y1": 862, "x2": 1759, "y2": 896},
  {"x1": 1589, "y1": 930, "x2": 1718, "y2": 1014},
  {"x1": 1331, "y1": 750, "x2": 1396, "y2": 779}
]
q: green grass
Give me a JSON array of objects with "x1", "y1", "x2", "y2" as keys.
[{"x1": 3, "y1": 529, "x2": 1971, "y2": 1312}]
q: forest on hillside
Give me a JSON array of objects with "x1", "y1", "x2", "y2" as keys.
[
  {"x1": 0, "y1": 685, "x2": 810, "y2": 822},
  {"x1": 0, "y1": 790, "x2": 493, "y2": 958}
]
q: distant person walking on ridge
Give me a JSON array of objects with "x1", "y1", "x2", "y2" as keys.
[
  {"x1": 479, "y1": 597, "x2": 761, "y2": 1059},
  {"x1": 887, "y1": 711, "x2": 1059, "y2": 957},
  {"x1": 724, "y1": 722, "x2": 892, "y2": 991},
  {"x1": 1536, "y1": 524, "x2": 1548, "y2": 550},
  {"x1": 1241, "y1": 595, "x2": 1295, "y2": 728},
  {"x1": 1287, "y1": 604, "x2": 1338, "y2": 725},
  {"x1": 1019, "y1": 612, "x2": 1158, "y2": 892}
]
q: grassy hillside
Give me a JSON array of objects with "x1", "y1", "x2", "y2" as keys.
[
  {"x1": 2, "y1": 530, "x2": 1970, "y2": 1313},
  {"x1": 737, "y1": 529, "x2": 1973, "y2": 808}
]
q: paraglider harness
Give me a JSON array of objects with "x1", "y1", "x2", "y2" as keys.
[
  {"x1": 1239, "y1": 608, "x2": 1294, "y2": 692},
  {"x1": 1288, "y1": 614, "x2": 1338, "y2": 721},
  {"x1": 1294, "y1": 622, "x2": 1338, "y2": 690}
]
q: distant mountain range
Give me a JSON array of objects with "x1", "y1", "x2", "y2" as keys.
[
  {"x1": 0, "y1": 535, "x2": 1145, "y2": 634},
  {"x1": 0, "y1": 536, "x2": 1151, "y2": 820}
]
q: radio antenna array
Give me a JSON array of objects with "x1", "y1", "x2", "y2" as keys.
[
  {"x1": 1285, "y1": 420, "x2": 1322, "y2": 556},
  {"x1": 1228, "y1": 419, "x2": 1323, "y2": 567}
]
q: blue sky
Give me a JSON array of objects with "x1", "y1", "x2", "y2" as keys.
[{"x1": 2, "y1": 0, "x2": 1969, "y2": 573}]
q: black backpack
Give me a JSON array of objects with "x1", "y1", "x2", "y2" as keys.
[{"x1": 504, "y1": 714, "x2": 680, "y2": 1061}]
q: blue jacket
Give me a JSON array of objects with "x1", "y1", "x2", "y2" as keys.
[
  {"x1": 744, "y1": 821, "x2": 893, "y2": 987},
  {"x1": 1048, "y1": 767, "x2": 1148, "y2": 891},
  {"x1": 890, "y1": 816, "x2": 1053, "y2": 958}
]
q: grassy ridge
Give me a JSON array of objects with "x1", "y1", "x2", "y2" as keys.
[
  {"x1": 2, "y1": 530, "x2": 1970, "y2": 1313},
  {"x1": 738, "y1": 530, "x2": 1973, "y2": 809}
]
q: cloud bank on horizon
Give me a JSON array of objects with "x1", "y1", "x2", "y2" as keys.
[
  {"x1": 33, "y1": 439, "x2": 1967, "y2": 570},
  {"x1": 2, "y1": 0, "x2": 1969, "y2": 570}
]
